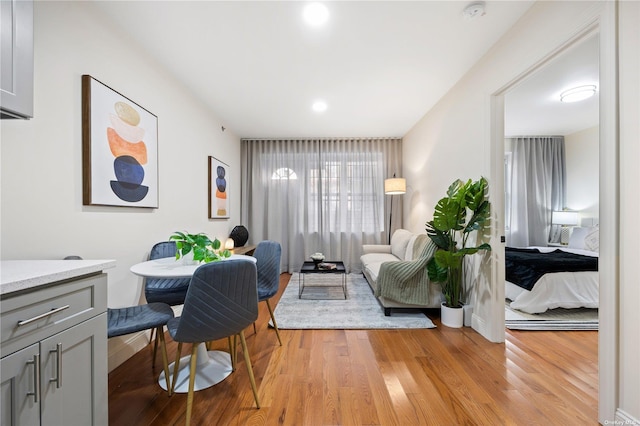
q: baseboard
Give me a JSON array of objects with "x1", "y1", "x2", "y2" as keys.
[
  {"x1": 472, "y1": 312, "x2": 489, "y2": 338},
  {"x1": 616, "y1": 408, "x2": 640, "y2": 425},
  {"x1": 107, "y1": 330, "x2": 151, "y2": 373}
]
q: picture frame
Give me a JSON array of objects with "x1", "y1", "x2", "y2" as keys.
[
  {"x1": 208, "y1": 156, "x2": 230, "y2": 219},
  {"x1": 82, "y1": 75, "x2": 158, "y2": 208}
]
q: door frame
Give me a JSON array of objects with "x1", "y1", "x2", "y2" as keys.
[{"x1": 488, "y1": 2, "x2": 618, "y2": 422}]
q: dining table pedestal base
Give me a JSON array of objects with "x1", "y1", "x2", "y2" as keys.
[{"x1": 158, "y1": 343, "x2": 232, "y2": 393}]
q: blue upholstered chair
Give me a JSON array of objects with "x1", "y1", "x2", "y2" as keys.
[
  {"x1": 167, "y1": 259, "x2": 260, "y2": 425},
  {"x1": 253, "y1": 240, "x2": 283, "y2": 345},
  {"x1": 145, "y1": 241, "x2": 191, "y2": 306},
  {"x1": 144, "y1": 241, "x2": 191, "y2": 361},
  {"x1": 107, "y1": 303, "x2": 174, "y2": 393}
]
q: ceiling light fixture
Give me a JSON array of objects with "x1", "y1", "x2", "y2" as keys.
[
  {"x1": 560, "y1": 85, "x2": 597, "y2": 103},
  {"x1": 303, "y1": 2, "x2": 329, "y2": 27},
  {"x1": 312, "y1": 100, "x2": 327, "y2": 113}
]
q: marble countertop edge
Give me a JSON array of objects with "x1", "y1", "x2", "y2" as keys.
[{"x1": 0, "y1": 260, "x2": 116, "y2": 296}]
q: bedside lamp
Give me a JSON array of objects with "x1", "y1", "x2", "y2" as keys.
[{"x1": 552, "y1": 211, "x2": 579, "y2": 245}]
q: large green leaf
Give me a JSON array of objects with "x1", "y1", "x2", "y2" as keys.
[
  {"x1": 427, "y1": 256, "x2": 448, "y2": 282},
  {"x1": 432, "y1": 197, "x2": 466, "y2": 232},
  {"x1": 463, "y1": 200, "x2": 491, "y2": 234},
  {"x1": 426, "y1": 221, "x2": 452, "y2": 249},
  {"x1": 434, "y1": 250, "x2": 464, "y2": 269}
]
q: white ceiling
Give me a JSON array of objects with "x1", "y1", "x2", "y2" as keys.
[
  {"x1": 505, "y1": 33, "x2": 599, "y2": 136},
  {"x1": 88, "y1": 1, "x2": 536, "y2": 139}
]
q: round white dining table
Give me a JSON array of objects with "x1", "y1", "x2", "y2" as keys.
[{"x1": 130, "y1": 255, "x2": 257, "y2": 393}]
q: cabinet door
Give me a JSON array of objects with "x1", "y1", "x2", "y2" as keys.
[
  {"x1": 0, "y1": 0, "x2": 33, "y2": 118},
  {"x1": 40, "y1": 313, "x2": 108, "y2": 426},
  {"x1": 0, "y1": 343, "x2": 40, "y2": 426}
]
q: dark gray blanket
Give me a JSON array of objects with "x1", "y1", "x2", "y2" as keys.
[{"x1": 505, "y1": 247, "x2": 598, "y2": 291}]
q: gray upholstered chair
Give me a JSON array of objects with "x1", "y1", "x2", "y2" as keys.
[
  {"x1": 145, "y1": 241, "x2": 191, "y2": 306},
  {"x1": 144, "y1": 241, "x2": 191, "y2": 361},
  {"x1": 107, "y1": 303, "x2": 174, "y2": 393},
  {"x1": 167, "y1": 259, "x2": 260, "y2": 425},
  {"x1": 253, "y1": 240, "x2": 283, "y2": 345}
]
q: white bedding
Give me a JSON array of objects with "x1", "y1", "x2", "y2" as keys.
[{"x1": 505, "y1": 246, "x2": 599, "y2": 314}]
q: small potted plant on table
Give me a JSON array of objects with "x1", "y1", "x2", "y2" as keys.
[
  {"x1": 169, "y1": 231, "x2": 231, "y2": 263},
  {"x1": 426, "y1": 177, "x2": 491, "y2": 328}
]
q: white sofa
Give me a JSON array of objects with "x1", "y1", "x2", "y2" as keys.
[{"x1": 360, "y1": 229, "x2": 442, "y2": 316}]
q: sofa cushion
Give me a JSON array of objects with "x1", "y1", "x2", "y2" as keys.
[{"x1": 390, "y1": 229, "x2": 413, "y2": 259}]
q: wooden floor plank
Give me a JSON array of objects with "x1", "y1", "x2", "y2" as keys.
[{"x1": 108, "y1": 273, "x2": 599, "y2": 425}]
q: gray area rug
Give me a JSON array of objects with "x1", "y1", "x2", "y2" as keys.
[
  {"x1": 505, "y1": 302, "x2": 598, "y2": 330},
  {"x1": 272, "y1": 273, "x2": 436, "y2": 329}
]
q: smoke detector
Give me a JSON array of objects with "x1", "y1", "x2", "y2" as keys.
[{"x1": 462, "y1": 2, "x2": 486, "y2": 20}]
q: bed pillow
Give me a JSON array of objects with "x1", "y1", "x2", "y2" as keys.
[
  {"x1": 568, "y1": 227, "x2": 588, "y2": 249},
  {"x1": 568, "y1": 226, "x2": 597, "y2": 250},
  {"x1": 583, "y1": 227, "x2": 599, "y2": 252}
]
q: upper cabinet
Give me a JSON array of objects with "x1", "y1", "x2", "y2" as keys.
[{"x1": 1, "y1": 0, "x2": 33, "y2": 119}]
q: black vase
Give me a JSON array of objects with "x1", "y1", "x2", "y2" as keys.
[{"x1": 229, "y1": 225, "x2": 249, "y2": 247}]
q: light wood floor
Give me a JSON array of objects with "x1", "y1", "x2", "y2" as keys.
[{"x1": 108, "y1": 273, "x2": 598, "y2": 425}]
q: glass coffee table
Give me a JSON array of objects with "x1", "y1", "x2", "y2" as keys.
[{"x1": 299, "y1": 261, "x2": 347, "y2": 299}]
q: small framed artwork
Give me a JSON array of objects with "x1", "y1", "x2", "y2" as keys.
[
  {"x1": 208, "y1": 156, "x2": 230, "y2": 219},
  {"x1": 82, "y1": 75, "x2": 158, "y2": 208}
]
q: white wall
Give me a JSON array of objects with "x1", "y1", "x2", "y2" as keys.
[
  {"x1": 403, "y1": 1, "x2": 605, "y2": 340},
  {"x1": 403, "y1": 0, "x2": 638, "y2": 422},
  {"x1": 0, "y1": 2, "x2": 241, "y2": 369},
  {"x1": 565, "y1": 126, "x2": 599, "y2": 220}
]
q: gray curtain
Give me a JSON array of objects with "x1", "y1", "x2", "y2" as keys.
[
  {"x1": 506, "y1": 136, "x2": 566, "y2": 247},
  {"x1": 240, "y1": 138, "x2": 402, "y2": 273}
]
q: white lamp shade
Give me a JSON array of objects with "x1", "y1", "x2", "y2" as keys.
[
  {"x1": 225, "y1": 238, "x2": 235, "y2": 250},
  {"x1": 552, "y1": 211, "x2": 579, "y2": 226},
  {"x1": 384, "y1": 178, "x2": 406, "y2": 195}
]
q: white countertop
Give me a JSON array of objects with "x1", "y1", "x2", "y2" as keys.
[{"x1": 0, "y1": 260, "x2": 116, "y2": 296}]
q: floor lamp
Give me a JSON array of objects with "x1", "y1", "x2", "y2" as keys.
[{"x1": 384, "y1": 175, "x2": 406, "y2": 244}]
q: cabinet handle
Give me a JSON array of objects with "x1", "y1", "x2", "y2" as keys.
[
  {"x1": 49, "y1": 343, "x2": 62, "y2": 388},
  {"x1": 17, "y1": 305, "x2": 70, "y2": 326},
  {"x1": 26, "y1": 353, "x2": 41, "y2": 403}
]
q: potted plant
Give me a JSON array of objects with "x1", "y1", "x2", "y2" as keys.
[
  {"x1": 169, "y1": 231, "x2": 231, "y2": 263},
  {"x1": 426, "y1": 177, "x2": 491, "y2": 328}
]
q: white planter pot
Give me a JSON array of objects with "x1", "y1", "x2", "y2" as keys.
[{"x1": 441, "y1": 303, "x2": 464, "y2": 328}]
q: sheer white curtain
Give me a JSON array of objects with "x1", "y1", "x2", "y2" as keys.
[
  {"x1": 241, "y1": 138, "x2": 402, "y2": 273},
  {"x1": 506, "y1": 136, "x2": 566, "y2": 247}
]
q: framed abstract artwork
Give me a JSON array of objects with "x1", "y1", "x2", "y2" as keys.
[
  {"x1": 82, "y1": 75, "x2": 158, "y2": 208},
  {"x1": 208, "y1": 156, "x2": 230, "y2": 219}
]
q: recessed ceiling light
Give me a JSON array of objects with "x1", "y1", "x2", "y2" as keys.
[
  {"x1": 303, "y1": 3, "x2": 329, "y2": 27},
  {"x1": 560, "y1": 85, "x2": 597, "y2": 103},
  {"x1": 312, "y1": 100, "x2": 327, "y2": 113}
]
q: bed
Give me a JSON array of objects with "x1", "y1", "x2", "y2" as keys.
[{"x1": 505, "y1": 226, "x2": 599, "y2": 314}]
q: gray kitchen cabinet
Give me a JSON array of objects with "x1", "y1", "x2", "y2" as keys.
[
  {"x1": 1, "y1": 271, "x2": 109, "y2": 425},
  {"x1": 1, "y1": 0, "x2": 34, "y2": 119},
  {"x1": 0, "y1": 343, "x2": 40, "y2": 426}
]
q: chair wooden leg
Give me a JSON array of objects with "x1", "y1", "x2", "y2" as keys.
[
  {"x1": 239, "y1": 331, "x2": 260, "y2": 408},
  {"x1": 227, "y1": 336, "x2": 236, "y2": 371},
  {"x1": 170, "y1": 342, "x2": 183, "y2": 395},
  {"x1": 157, "y1": 327, "x2": 171, "y2": 395},
  {"x1": 149, "y1": 327, "x2": 156, "y2": 344},
  {"x1": 253, "y1": 322, "x2": 257, "y2": 335},
  {"x1": 265, "y1": 300, "x2": 282, "y2": 346},
  {"x1": 152, "y1": 328, "x2": 159, "y2": 366},
  {"x1": 185, "y1": 344, "x2": 199, "y2": 426}
]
